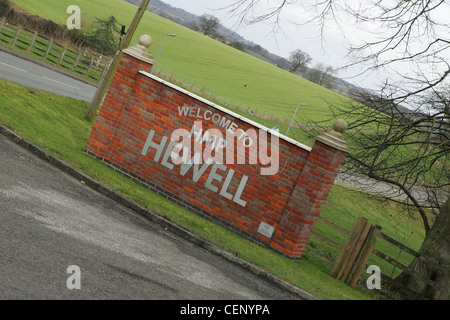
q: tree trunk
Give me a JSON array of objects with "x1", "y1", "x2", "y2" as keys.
[{"x1": 392, "y1": 197, "x2": 449, "y2": 300}]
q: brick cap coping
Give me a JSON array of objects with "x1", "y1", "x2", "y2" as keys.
[
  {"x1": 316, "y1": 129, "x2": 350, "y2": 153},
  {"x1": 123, "y1": 47, "x2": 154, "y2": 65},
  {"x1": 139, "y1": 70, "x2": 313, "y2": 153}
]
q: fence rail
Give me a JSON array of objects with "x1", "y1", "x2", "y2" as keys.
[
  {"x1": 306, "y1": 215, "x2": 444, "y2": 299},
  {"x1": 0, "y1": 16, "x2": 111, "y2": 82}
]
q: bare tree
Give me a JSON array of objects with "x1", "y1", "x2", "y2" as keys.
[
  {"x1": 226, "y1": 0, "x2": 450, "y2": 300},
  {"x1": 288, "y1": 49, "x2": 311, "y2": 74},
  {"x1": 321, "y1": 86, "x2": 449, "y2": 228},
  {"x1": 198, "y1": 14, "x2": 220, "y2": 37},
  {"x1": 298, "y1": 73, "x2": 450, "y2": 300},
  {"x1": 225, "y1": 0, "x2": 450, "y2": 100},
  {"x1": 306, "y1": 63, "x2": 335, "y2": 88}
]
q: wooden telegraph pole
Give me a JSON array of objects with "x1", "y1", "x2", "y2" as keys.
[{"x1": 86, "y1": 0, "x2": 151, "y2": 120}]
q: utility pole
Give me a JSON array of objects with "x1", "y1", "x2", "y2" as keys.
[{"x1": 86, "y1": 0, "x2": 151, "y2": 120}]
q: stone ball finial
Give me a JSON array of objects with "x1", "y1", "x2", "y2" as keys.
[
  {"x1": 316, "y1": 118, "x2": 350, "y2": 153},
  {"x1": 333, "y1": 119, "x2": 348, "y2": 133},
  {"x1": 139, "y1": 34, "x2": 152, "y2": 48},
  {"x1": 123, "y1": 34, "x2": 154, "y2": 64}
]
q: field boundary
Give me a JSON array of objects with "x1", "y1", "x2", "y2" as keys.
[{"x1": 0, "y1": 16, "x2": 110, "y2": 83}]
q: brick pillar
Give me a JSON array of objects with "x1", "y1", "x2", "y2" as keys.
[
  {"x1": 85, "y1": 35, "x2": 154, "y2": 159},
  {"x1": 272, "y1": 119, "x2": 350, "y2": 260}
]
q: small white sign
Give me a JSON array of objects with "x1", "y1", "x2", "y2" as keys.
[{"x1": 258, "y1": 221, "x2": 275, "y2": 239}]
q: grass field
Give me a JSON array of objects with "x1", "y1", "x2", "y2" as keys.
[{"x1": 9, "y1": 0, "x2": 353, "y2": 130}]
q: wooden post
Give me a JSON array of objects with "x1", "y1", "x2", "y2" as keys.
[
  {"x1": 100, "y1": 60, "x2": 110, "y2": 81},
  {"x1": 12, "y1": 25, "x2": 21, "y2": 47},
  {"x1": 331, "y1": 217, "x2": 381, "y2": 287},
  {"x1": 348, "y1": 225, "x2": 382, "y2": 287},
  {"x1": 72, "y1": 53, "x2": 82, "y2": 71},
  {"x1": 0, "y1": 17, "x2": 6, "y2": 33},
  {"x1": 340, "y1": 221, "x2": 371, "y2": 282},
  {"x1": 331, "y1": 217, "x2": 368, "y2": 278},
  {"x1": 85, "y1": 57, "x2": 94, "y2": 77},
  {"x1": 58, "y1": 48, "x2": 67, "y2": 66},
  {"x1": 44, "y1": 39, "x2": 53, "y2": 60},
  {"x1": 27, "y1": 31, "x2": 38, "y2": 54}
]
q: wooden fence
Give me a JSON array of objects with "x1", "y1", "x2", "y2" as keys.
[
  {"x1": 306, "y1": 214, "x2": 444, "y2": 299},
  {"x1": 0, "y1": 16, "x2": 111, "y2": 82}
]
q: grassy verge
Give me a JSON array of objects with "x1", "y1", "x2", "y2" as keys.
[{"x1": 0, "y1": 78, "x2": 427, "y2": 299}]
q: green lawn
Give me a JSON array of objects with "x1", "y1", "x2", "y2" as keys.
[{"x1": 9, "y1": 0, "x2": 353, "y2": 129}]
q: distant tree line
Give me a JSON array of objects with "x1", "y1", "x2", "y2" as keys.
[{"x1": 287, "y1": 49, "x2": 336, "y2": 89}]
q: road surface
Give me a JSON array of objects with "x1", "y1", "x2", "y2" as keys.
[
  {"x1": 0, "y1": 132, "x2": 302, "y2": 301},
  {"x1": 336, "y1": 172, "x2": 447, "y2": 207},
  {"x1": 0, "y1": 50, "x2": 96, "y2": 102}
]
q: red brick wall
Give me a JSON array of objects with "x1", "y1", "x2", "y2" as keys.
[{"x1": 85, "y1": 51, "x2": 347, "y2": 260}]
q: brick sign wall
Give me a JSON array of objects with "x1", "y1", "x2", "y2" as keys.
[{"x1": 85, "y1": 36, "x2": 350, "y2": 260}]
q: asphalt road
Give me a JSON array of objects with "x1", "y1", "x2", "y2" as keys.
[
  {"x1": 0, "y1": 133, "x2": 302, "y2": 301},
  {"x1": 0, "y1": 50, "x2": 96, "y2": 102}
]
